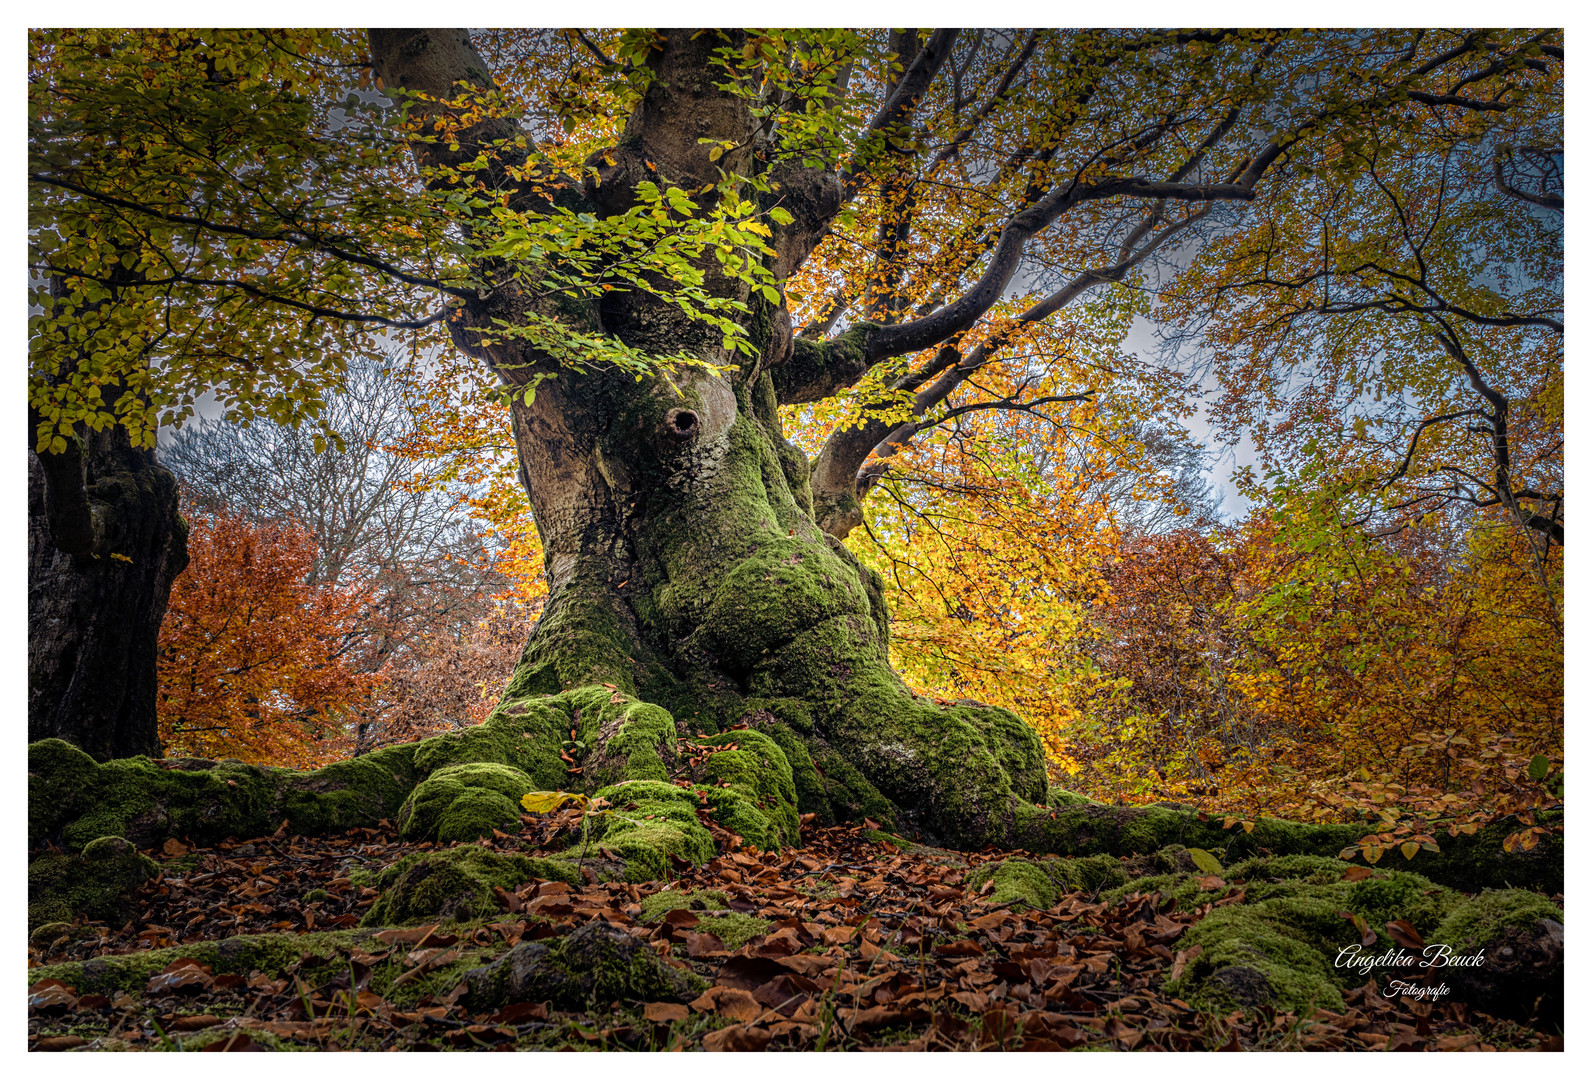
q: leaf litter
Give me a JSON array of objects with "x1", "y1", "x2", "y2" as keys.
[{"x1": 27, "y1": 821, "x2": 1559, "y2": 1051}]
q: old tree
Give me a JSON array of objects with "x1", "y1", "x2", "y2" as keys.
[{"x1": 30, "y1": 29, "x2": 1562, "y2": 1010}]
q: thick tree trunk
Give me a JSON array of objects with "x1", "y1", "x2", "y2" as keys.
[
  {"x1": 28, "y1": 424, "x2": 188, "y2": 761},
  {"x1": 358, "y1": 28, "x2": 1050, "y2": 852}
]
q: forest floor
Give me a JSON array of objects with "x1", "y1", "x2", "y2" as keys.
[{"x1": 27, "y1": 818, "x2": 1561, "y2": 1052}]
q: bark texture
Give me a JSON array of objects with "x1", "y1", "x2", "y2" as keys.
[{"x1": 28, "y1": 423, "x2": 188, "y2": 761}]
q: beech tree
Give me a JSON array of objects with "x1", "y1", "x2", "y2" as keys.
[{"x1": 29, "y1": 29, "x2": 1563, "y2": 883}]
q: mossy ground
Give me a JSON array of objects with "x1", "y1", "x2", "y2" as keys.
[
  {"x1": 1102, "y1": 850, "x2": 1566, "y2": 1020},
  {"x1": 361, "y1": 846, "x2": 581, "y2": 926},
  {"x1": 634, "y1": 887, "x2": 771, "y2": 948}
]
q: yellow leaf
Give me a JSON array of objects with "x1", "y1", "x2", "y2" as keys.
[
  {"x1": 1400, "y1": 841, "x2": 1419, "y2": 861},
  {"x1": 521, "y1": 791, "x2": 580, "y2": 813}
]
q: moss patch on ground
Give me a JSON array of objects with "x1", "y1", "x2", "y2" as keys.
[
  {"x1": 634, "y1": 887, "x2": 771, "y2": 949},
  {"x1": 1109, "y1": 850, "x2": 1566, "y2": 1019},
  {"x1": 362, "y1": 846, "x2": 580, "y2": 926},
  {"x1": 28, "y1": 836, "x2": 158, "y2": 930},
  {"x1": 966, "y1": 854, "x2": 1130, "y2": 910}
]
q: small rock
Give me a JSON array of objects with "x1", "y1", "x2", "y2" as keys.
[{"x1": 463, "y1": 920, "x2": 706, "y2": 1010}]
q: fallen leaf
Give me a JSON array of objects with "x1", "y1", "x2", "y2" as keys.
[
  {"x1": 643, "y1": 1001, "x2": 689, "y2": 1023},
  {"x1": 702, "y1": 1022, "x2": 772, "y2": 1051}
]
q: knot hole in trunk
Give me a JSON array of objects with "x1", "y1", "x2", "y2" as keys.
[{"x1": 663, "y1": 408, "x2": 700, "y2": 441}]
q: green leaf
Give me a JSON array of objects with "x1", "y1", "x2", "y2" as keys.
[
  {"x1": 767, "y1": 207, "x2": 793, "y2": 226},
  {"x1": 1187, "y1": 847, "x2": 1224, "y2": 875},
  {"x1": 1528, "y1": 754, "x2": 1551, "y2": 781}
]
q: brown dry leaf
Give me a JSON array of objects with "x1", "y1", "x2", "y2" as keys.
[
  {"x1": 168, "y1": 1014, "x2": 223, "y2": 1031},
  {"x1": 163, "y1": 837, "x2": 190, "y2": 857},
  {"x1": 1168, "y1": 944, "x2": 1203, "y2": 982},
  {"x1": 28, "y1": 985, "x2": 78, "y2": 1014},
  {"x1": 1386, "y1": 919, "x2": 1426, "y2": 949},
  {"x1": 375, "y1": 923, "x2": 439, "y2": 948},
  {"x1": 707, "y1": 987, "x2": 762, "y2": 1022},
  {"x1": 702, "y1": 1022, "x2": 773, "y2": 1051},
  {"x1": 489, "y1": 1002, "x2": 549, "y2": 1024},
  {"x1": 820, "y1": 925, "x2": 857, "y2": 947},
  {"x1": 643, "y1": 1002, "x2": 690, "y2": 1023},
  {"x1": 934, "y1": 939, "x2": 985, "y2": 958},
  {"x1": 684, "y1": 930, "x2": 727, "y2": 957},
  {"x1": 969, "y1": 909, "x2": 1011, "y2": 932}
]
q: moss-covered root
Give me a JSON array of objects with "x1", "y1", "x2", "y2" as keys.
[
  {"x1": 1110, "y1": 851, "x2": 1564, "y2": 1026},
  {"x1": 462, "y1": 920, "x2": 707, "y2": 1011},
  {"x1": 28, "y1": 837, "x2": 158, "y2": 931},
  {"x1": 28, "y1": 929, "x2": 390, "y2": 997},
  {"x1": 361, "y1": 847, "x2": 582, "y2": 927},
  {"x1": 27, "y1": 686, "x2": 570, "y2": 852},
  {"x1": 965, "y1": 855, "x2": 1129, "y2": 910},
  {"x1": 1008, "y1": 800, "x2": 1563, "y2": 894}
]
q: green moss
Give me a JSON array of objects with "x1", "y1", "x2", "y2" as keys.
[
  {"x1": 1140, "y1": 855, "x2": 1569, "y2": 1018},
  {"x1": 177, "y1": 1029, "x2": 307, "y2": 1052},
  {"x1": 693, "y1": 912, "x2": 770, "y2": 950},
  {"x1": 1226, "y1": 853, "x2": 1349, "y2": 884},
  {"x1": 363, "y1": 846, "x2": 580, "y2": 926},
  {"x1": 28, "y1": 836, "x2": 159, "y2": 930},
  {"x1": 277, "y1": 742, "x2": 420, "y2": 834},
  {"x1": 1168, "y1": 904, "x2": 1348, "y2": 1014},
  {"x1": 584, "y1": 701, "x2": 679, "y2": 788},
  {"x1": 398, "y1": 762, "x2": 539, "y2": 842},
  {"x1": 1103, "y1": 873, "x2": 1229, "y2": 912},
  {"x1": 1435, "y1": 888, "x2": 1564, "y2": 950},
  {"x1": 27, "y1": 929, "x2": 387, "y2": 995},
  {"x1": 591, "y1": 781, "x2": 718, "y2": 880},
  {"x1": 696, "y1": 729, "x2": 800, "y2": 849},
  {"x1": 967, "y1": 854, "x2": 1129, "y2": 910},
  {"x1": 636, "y1": 887, "x2": 729, "y2": 921},
  {"x1": 807, "y1": 743, "x2": 897, "y2": 827},
  {"x1": 28, "y1": 739, "x2": 101, "y2": 847},
  {"x1": 968, "y1": 860, "x2": 1058, "y2": 910}
]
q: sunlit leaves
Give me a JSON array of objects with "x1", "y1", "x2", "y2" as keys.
[{"x1": 29, "y1": 29, "x2": 454, "y2": 451}]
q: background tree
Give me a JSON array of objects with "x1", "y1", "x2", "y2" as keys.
[
  {"x1": 157, "y1": 510, "x2": 376, "y2": 766},
  {"x1": 161, "y1": 347, "x2": 545, "y2": 750}
]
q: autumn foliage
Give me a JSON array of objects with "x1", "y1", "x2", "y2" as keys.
[{"x1": 156, "y1": 510, "x2": 376, "y2": 766}]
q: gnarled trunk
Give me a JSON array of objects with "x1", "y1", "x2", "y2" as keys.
[{"x1": 362, "y1": 27, "x2": 1050, "y2": 850}]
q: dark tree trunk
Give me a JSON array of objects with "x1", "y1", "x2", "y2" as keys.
[{"x1": 28, "y1": 423, "x2": 188, "y2": 761}]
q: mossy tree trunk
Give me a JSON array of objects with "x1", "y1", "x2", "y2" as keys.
[{"x1": 361, "y1": 28, "x2": 1052, "y2": 851}]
